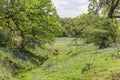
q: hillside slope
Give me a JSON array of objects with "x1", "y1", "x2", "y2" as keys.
[
  {"x1": 17, "y1": 44, "x2": 120, "y2": 80},
  {"x1": 0, "y1": 38, "x2": 120, "y2": 80}
]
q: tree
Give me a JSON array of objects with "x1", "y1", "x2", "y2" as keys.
[
  {"x1": 75, "y1": 14, "x2": 118, "y2": 48},
  {"x1": 73, "y1": 14, "x2": 93, "y2": 37},
  {"x1": 58, "y1": 17, "x2": 76, "y2": 37},
  {"x1": 17, "y1": 0, "x2": 62, "y2": 50},
  {"x1": 87, "y1": 0, "x2": 120, "y2": 48},
  {"x1": 88, "y1": 0, "x2": 120, "y2": 18},
  {"x1": 0, "y1": 0, "x2": 20, "y2": 48},
  {"x1": 0, "y1": 0, "x2": 62, "y2": 50}
]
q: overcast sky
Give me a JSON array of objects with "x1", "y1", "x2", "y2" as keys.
[{"x1": 52, "y1": 0, "x2": 89, "y2": 18}]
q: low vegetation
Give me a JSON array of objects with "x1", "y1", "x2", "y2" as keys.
[
  {"x1": 16, "y1": 38, "x2": 120, "y2": 80},
  {"x1": 0, "y1": 38, "x2": 120, "y2": 80}
]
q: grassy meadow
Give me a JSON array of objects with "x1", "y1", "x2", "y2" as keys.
[{"x1": 0, "y1": 38, "x2": 120, "y2": 80}]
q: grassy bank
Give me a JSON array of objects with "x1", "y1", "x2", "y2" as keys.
[
  {"x1": 18, "y1": 46, "x2": 120, "y2": 80},
  {"x1": 0, "y1": 38, "x2": 120, "y2": 80}
]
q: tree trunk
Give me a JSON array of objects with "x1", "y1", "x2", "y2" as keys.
[{"x1": 108, "y1": 0, "x2": 120, "y2": 18}]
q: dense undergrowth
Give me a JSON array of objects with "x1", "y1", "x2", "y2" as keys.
[
  {"x1": 0, "y1": 47, "x2": 49, "y2": 80},
  {"x1": 0, "y1": 38, "x2": 120, "y2": 80}
]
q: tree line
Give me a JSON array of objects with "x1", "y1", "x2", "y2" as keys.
[
  {"x1": 0, "y1": 0, "x2": 120, "y2": 50},
  {"x1": 59, "y1": 0, "x2": 120, "y2": 48}
]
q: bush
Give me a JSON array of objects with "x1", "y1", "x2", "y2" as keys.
[{"x1": 81, "y1": 16, "x2": 118, "y2": 48}]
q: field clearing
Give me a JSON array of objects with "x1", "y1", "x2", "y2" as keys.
[
  {"x1": 45, "y1": 38, "x2": 83, "y2": 54},
  {"x1": 16, "y1": 38, "x2": 120, "y2": 80},
  {"x1": 1, "y1": 38, "x2": 120, "y2": 80}
]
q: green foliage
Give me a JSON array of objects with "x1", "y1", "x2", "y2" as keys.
[
  {"x1": 0, "y1": 0, "x2": 119, "y2": 80},
  {"x1": 58, "y1": 17, "x2": 75, "y2": 37},
  {"x1": 0, "y1": 0, "x2": 62, "y2": 50},
  {"x1": 0, "y1": 47, "x2": 51, "y2": 79},
  {"x1": 75, "y1": 14, "x2": 119, "y2": 48},
  {"x1": 23, "y1": 0, "x2": 62, "y2": 43},
  {"x1": 24, "y1": 48, "x2": 48, "y2": 64},
  {"x1": 0, "y1": 0, "x2": 63, "y2": 78},
  {"x1": 88, "y1": 0, "x2": 120, "y2": 18}
]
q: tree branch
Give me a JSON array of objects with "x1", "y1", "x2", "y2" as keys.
[
  {"x1": 108, "y1": 0, "x2": 120, "y2": 18},
  {"x1": 112, "y1": 15, "x2": 120, "y2": 18}
]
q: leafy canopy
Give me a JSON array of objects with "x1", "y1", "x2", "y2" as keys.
[
  {"x1": 79, "y1": 14, "x2": 118, "y2": 48},
  {"x1": 88, "y1": 0, "x2": 120, "y2": 18},
  {"x1": 0, "y1": 0, "x2": 62, "y2": 50}
]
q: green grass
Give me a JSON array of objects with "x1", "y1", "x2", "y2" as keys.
[
  {"x1": 17, "y1": 38, "x2": 120, "y2": 80},
  {"x1": 17, "y1": 48, "x2": 120, "y2": 80},
  {"x1": 1, "y1": 38, "x2": 120, "y2": 80}
]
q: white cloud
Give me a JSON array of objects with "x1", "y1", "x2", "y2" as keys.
[{"x1": 52, "y1": 0, "x2": 89, "y2": 18}]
